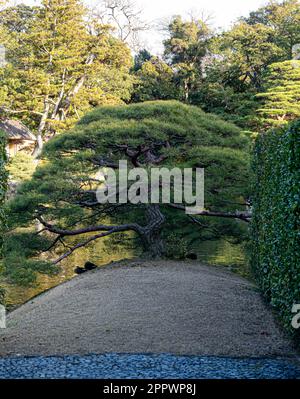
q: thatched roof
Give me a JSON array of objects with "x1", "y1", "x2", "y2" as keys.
[{"x1": 0, "y1": 118, "x2": 36, "y2": 141}]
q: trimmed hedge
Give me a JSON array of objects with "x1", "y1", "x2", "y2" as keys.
[
  {"x1": 251, "y1": 121, "x2": 300, "y2": 336},
  {"x1": 0, "y1": 130, "x2": 7, "y2": 254},
  {"x1": 0, "y1": 130, "x2": 7, "y2": 305}
]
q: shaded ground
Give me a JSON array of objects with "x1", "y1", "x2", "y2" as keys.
[
  {"x1": 0, "y1": 353, "x2": 299, "y2": 379},
  {"x1": 0, "y1": 260, "x2": 297, "y2": 359}
]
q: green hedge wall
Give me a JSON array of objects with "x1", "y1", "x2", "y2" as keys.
[
  {"x1": 0, "y1": 130, "x2": 7, "y2": 255},
  {"x1": 0, "y1": 131, "x2": 7, "y2": 305},
  {"x1": 251, "y1": 121, "x2": 300, "y2": 335}
]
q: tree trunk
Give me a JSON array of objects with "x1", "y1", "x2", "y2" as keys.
[
  {"x1": 184, "y1": 79, "x2": 189, "y2": 102},
  {"x1": 61, "y1": 54, "x2": 96, "y2": 118},
  {"x1": 32, "y1": 134, "x2": 44, "y2": 158},
  {"x1": 32, "y1": 97, "x2": 50, "y2": 158},
  {"x1": 140, "y1": 204, "x2": 165, "y2": 258}
]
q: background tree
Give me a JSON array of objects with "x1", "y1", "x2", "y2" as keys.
[
  {"x1": 243, "y1": 0, "x2": 300, "y2": 59},
  {"x1": 0, "y1": 0, "x2": 134, "y2": 155},
  {"x1": 133, "y1": 15, "x2": 212, "y2": 105},
  {"x1": 132, "y1": 56, "x2": 178, "y2": 102},
  {"x1": 257, "y1": 60, "x2": 300, "y2": 129},
  {"x1": 0, "y1": 3, "x2": 38, "y2": 33},
  {"x1": 132, "y1": 49, "x2": 152, "y2": 72},
  {"x1": 6, "y1": 101, "x2": 250, "y2": 284},
  {"x1": 190, "y1": 57, "x2": 259, "y2": 129},
  {"x1": 189, "y1": 1, "x2": 300, "y2": 128},
  {"x1": 163, "y1": 15, "x2": 211, "y2": 102},
  {"x1": 214, "y1": 22, "x2": 282, "y2": 91},
  {"x1": 190, "y1": 21, "x2": 283, "y2": 127},
  {"x1": 130, "y1": 2, "x2": 300, "y2": 130},
  {"x1": 91, "y1": 0, "x2": 149, "y2": 51},
  {"x1": 211, "y1": 0, "x2": 300, "y2": 95}
]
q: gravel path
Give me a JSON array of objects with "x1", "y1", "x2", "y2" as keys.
[
  {"x1": 0, "y1": 260, "x2": 297, "y2": 358},
  {"x1": 0, "y1": 353, "x2": 299, "y2": 379}
]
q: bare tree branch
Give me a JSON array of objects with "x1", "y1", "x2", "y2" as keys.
[
  {"x1": 91, "y1": 0, "x2": 149, "y2": 51},
  {"x1": 0, "y1": 106, "x2": 44, "y2": 116}
]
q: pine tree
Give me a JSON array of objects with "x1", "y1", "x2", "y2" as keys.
[
  {"x1": 6, "y1": 101, "x2": 251, "y2": 284},
  {"x1": 257, "y1": 60, "x2": 300, "y2": 129}
]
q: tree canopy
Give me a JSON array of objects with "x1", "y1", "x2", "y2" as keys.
[
  {"x1": 0, "y1": 0, "x2": 134, "y2": 155},
  {"x1": 243, "y1": 0, "x2": 300, "y2": 59},
  {"x1": 132, "y1": 56, "x2": 178, "y2": 102},
  {"x1": 133, "y1": 1, "x2": 300, "y2": 129},
  {"x1": 163, "y1": 15, "x2": 211, "y2": 102}
]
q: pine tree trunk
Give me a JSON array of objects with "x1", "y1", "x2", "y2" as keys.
[
  {"x1": 140, "y1": 204, "x2": 165, "y2": 258},
  {"x1": 32, "y1": 134, "x2": 44, "y2": 158},
  {"x1": 32, "y1": 97, "x2": 50, "y2": 158}
]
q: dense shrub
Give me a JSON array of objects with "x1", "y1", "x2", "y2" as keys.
[
  {"x1": 251, "y1": 121, "x2": 300, "y2": 336},
  {"x1": 165, "y1": 233, "x2": 188, "y2": 260}
]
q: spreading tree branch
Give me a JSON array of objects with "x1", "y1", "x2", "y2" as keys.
[
  {"x1": 36, "y1": 214, "x2": 144, "y2": 264},
  {"x1": 168, "y1": 204, "x2": 252, "y2": 222}
]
